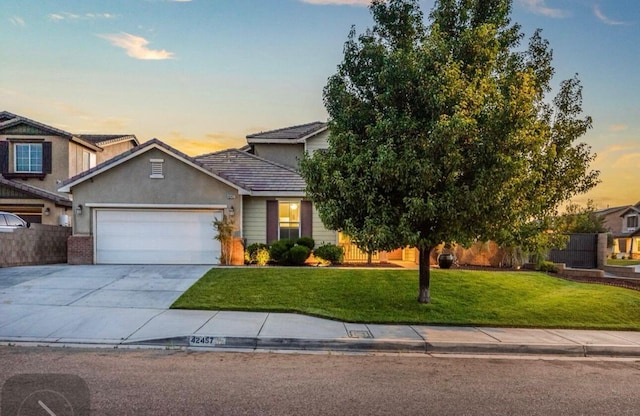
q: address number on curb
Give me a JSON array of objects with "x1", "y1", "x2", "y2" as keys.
[{"x1": 190, "y1": 336, "x2": 226, "y2": 346}]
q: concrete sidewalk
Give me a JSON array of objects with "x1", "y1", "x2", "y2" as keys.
[{"x1": 1, "y1": 265, "x2": 640, "y2": 356}]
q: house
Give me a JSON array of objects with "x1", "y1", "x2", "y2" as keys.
[
  {"x1": 246, "y1": 121, "x2": 328, "y2": 170},
  {"x1": 0, "y1": 111, "x2": 138, "y2": 225},
  {"x1": 613, "y1": 203, "x2": 640, "y2": 259},
  {"x1": 58, "y1": 139, "x2": 339, "y2": 265}
]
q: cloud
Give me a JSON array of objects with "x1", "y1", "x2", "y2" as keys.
[
  {"x1": 299, "y1": 0, "x2": 371, "y2": 5},
  {"x1": 608, "y1": 124, "x2": 628, "y2": 132},
  {"x1": 49, "y1": 12, "x2": 116, "y2": 21},
  {"x1": 9, "y1": 16, "x2": 26, "y2": 27},
  {"x1": 517, "y1": 0, "x2": 568, "y2": 18},
  {"x1": 99, "y1": 33, "x2": 175, "y2": 60},
  {"x1": 593, "y1": 5, "x2": 628, "y2": 26}
]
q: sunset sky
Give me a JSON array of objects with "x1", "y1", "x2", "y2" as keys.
[{"x1": 2, "y1": 0, "x2": 638, "y2": 208}]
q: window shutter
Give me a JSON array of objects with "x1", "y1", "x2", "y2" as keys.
[
  {"x1": 43, "y1": 142, "x2": 53, "y2": 174},
  {"x1": 301, "y1": 200, "x2": 313, "y2": 238},
  {"x1": 0, "y1": 141, "x2": 8, "y2": 175},
  {"x1": 266, "y1": 200, "x2": 279, "y2": 243}
]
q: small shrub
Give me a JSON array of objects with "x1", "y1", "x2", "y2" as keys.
[
  {"x1": 621, "y1": 255, "x2": 627, "y2": 260},
  {"x1": 254, "y1": 248, "x2": 270, "y2": 266},
  {"x1": 296, "y1": 237, "x2": 315, "y2": 250},
  {"x1": 314, "y1": 244, "x2": 344, "y2": 265},
  {"x1": 269, "y1": 239, "x2": 295, "y2": 264},
  {"x1": 244, "y1": 250, "x2": 251, "y2": 265},
  {"x1": 537, "y1": 261, "x2": 557, "y2": 273},
  {"x1": 288, "y1": 245, "x2": 311, "y2": 266},
  {"x1": 247, "y1": 243, "x2": 270, "y2": 259}
]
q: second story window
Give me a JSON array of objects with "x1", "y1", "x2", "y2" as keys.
[
  {"x1": 14, "y1": 143, "x2": 43, "y2": 173},
  {"x1": 82, "y1": 150, "x2": 96, "y2": 171},
  {"x1": 627, "y1": 216, "x2": 638, "y2": 229}
]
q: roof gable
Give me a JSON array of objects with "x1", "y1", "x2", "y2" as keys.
[
  {"x1": 58, "y1": 139, "x2": 249, "y2": 194},
  {"x1": 77, "y1": 134, "x2": 139, "y2": 147},
  {"x1": 620, "y1": 206, "x2": 640, "y2": 218},
  {"x1": 0, "y1": 111, "x2": 136, "y2": 151},
  {"x1": 246, "y1": 121, "x2": 327, "y2": 144},
  {"x1": 0, "y1": 111, "x2": 74, "y2": 138}
]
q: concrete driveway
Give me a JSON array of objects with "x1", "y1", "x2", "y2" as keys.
[{"x1": 0, "y1": 264, "x2": 210, "y2": 344}]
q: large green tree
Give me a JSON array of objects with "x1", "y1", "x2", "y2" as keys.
[{"x1": 300, "y1": 0, "x2": 599, "y2": 303}]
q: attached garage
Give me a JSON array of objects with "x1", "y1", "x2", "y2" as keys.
[{"x1": 95, "y1": 209, "x2": 222, "y2": 264}]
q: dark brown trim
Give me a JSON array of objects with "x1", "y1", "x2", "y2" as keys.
[
  {"x1": 0, "y1": 141, "x2": 8, "y2": 175},
  {"x1": 301, "y1": 200, "x2": 312, "y2": 238},
  {"x1": 266, "y1": 200, "x2": 279, "y2": 244}
]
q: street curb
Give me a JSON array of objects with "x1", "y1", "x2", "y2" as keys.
[
  {"x1": 5, "y1": 336, "x2": 640, "y2": 357},
  {"x1": 121, "y1": 336, "x2": 640, "y2": 357},
  {"x1": 426, "y1": 342, "x2": 586, "y2": 356}
]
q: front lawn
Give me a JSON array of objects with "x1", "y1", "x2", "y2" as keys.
[{"x1": 172, "y1": 268, "x2": 640, "y2": 330}]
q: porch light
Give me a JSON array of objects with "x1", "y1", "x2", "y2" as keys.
[
  {"x1": 76, "y1": 204, "x2": 83, "y2": 215},
  {"x1": 228, "y1": 206, "x2": 235, "y2": 217},
  {"x1": 43, "y1": 207, "x2": 50, "y2": 216}
]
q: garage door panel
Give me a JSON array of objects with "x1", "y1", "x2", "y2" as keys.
[{"x1": 96, "y1": 210, "x2": 221, "y2": 264}]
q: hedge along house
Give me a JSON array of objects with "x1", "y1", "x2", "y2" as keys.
[{"x1": 58, "y1": 139, "x2": 338, "y2": 265}]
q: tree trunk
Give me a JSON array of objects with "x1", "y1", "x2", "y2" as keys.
[
  {"x1": 418, "y1": 246, "x2": 432, "y2": 303},
  {"x1": 367, "y1": 252, "x2": 373, "y2": 265}
]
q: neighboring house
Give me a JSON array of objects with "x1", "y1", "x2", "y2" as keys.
[
  {"x1": 596, "y1": 205, "x2": 629, "y2": 236},
  {"x1": 246, "y1": 121, "x2": 328, "y2": 170},
  {"x1": 0, "y1": 111, "x2": 138, "y2": 225},
  {"x1": 58, "y1": 139, "x2": 339, "y2": 265},
  {"x1": 614, "y1": 203, "x2": 640, "y2": 259}
]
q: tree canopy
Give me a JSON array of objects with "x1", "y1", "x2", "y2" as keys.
[{"x1": 300, "y1": 0, "x2": 599, "y2": 303}]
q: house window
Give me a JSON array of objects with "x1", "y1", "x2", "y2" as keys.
[
  {"x1": 279, "y1": 201, "x2": 300, "y2": 240},
  {"x1": 14, "y1": 143, "x2": 43, "y2": 173},
  {"x1": 628, "y1": 216, "x2": 638, "y2": 229},
  {"x1": 82, "y1": 150, "x2": 96, "y2": 171},
  {"x1": 150, "y1": 158, "x2": 164, "y2": 179}
]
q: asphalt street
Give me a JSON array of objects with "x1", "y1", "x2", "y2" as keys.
[{"x1": 1, "y1": 347, "x2": 640, "y2": 415}]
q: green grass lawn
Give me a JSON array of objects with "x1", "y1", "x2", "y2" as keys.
[
  {"x1": 607, "y1": 259, "x2": 640, "y2": 266},
  {"x1": 172, "y1": 267, "x2": 640, "y2": 330}
]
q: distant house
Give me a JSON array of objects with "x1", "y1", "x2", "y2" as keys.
[
  {"x1": 246, "y1": 122, "x2": 328, "y2": 170},
  {"x1": 597, "y1": 203, "x2": 640, "y2": 259},
  {"x1": 615, "y1": 203, "x2": 640, "y2": 259},
  {"x1": 0, "y1": 111, "x2": 138, "y2": 225}
]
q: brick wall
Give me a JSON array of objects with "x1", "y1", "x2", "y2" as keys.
[
  {"x1": 0, "y1": 224, "x2": 72, "y2": 267},
  {"x1": 67, "y1": 235, "x2": 94, "y2": 265}
]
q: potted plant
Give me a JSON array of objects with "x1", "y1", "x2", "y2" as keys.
[{"x1": 437, "y1": 243, "x2": 455, "y2": 269}]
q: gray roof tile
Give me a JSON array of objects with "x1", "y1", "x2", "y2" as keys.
[
  {"x1": 246, "y1": 121, "x2": 327, "y2": 142},
  {"x1": 0, "y1": 177, "x2": 72, "y2": 207},
  {"x1": 196, "y1": 149, "x2": 306, "y2": 193}
]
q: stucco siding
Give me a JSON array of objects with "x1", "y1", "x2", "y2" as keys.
[
  {"x1": 98, "y1": 141, "x2": 136, "y2": 164},
  {"x1": 71, "y1": 148, "x2": 239, "y2": 235},
  {"x1": 243, "y1": 196, "x2": 267, "y2": 245},
  {"x1": 305, "y1": 130, "x2": 329, "y2": 155},
  {"x1": 68, "y1": 141, "x2": 97, "y2": 178},
  {"x1": 1, "y1": 135, "x2": 70, "y2": 194},
  {"x1": 253, "y1": 143, "x2": 303, "y2": 169}
]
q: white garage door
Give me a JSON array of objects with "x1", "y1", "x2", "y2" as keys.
[{"x1": 96, "y1": 209, "x2": 221, "y2": 264}]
